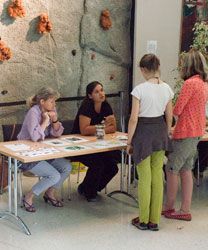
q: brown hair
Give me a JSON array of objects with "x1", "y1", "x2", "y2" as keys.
[
  {"x1": 139, "y1": 54, "x2": 160, "y2": 73},
  {"x1": 27, "y1": 87, "x2": 60, "y2": 108},
  {"x1": 180, "y1": 48, "x2": 208, "y2": 81}
]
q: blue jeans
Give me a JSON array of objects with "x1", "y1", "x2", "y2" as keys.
[{"x1": 29, "y1": 158, "x2": 71, "y2": 196}]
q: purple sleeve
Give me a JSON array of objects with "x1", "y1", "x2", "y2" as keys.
[
  {"x1": 50, "y1": 122, "x2": 64, "y2": 137},
  {"x1": 25, "y1": 109, "x2": 45, "y2": 141}
]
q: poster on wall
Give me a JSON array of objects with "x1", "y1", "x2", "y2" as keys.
[{"x1": 181, "y1": 0, "x2": 208, "y2": 52}]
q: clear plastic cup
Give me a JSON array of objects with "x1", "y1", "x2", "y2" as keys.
[{"x1": 95, "y1": 124, "x2": 105, "y2": 139}]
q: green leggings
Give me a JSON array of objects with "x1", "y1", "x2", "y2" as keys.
[{"x1": 136, "y1": 150, "x2": 165, "y2": 224}]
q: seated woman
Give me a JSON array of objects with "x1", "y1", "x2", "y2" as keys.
[
  {"x1": 71, "y1": 81, "x2": 119, "y2": 202},
  {"x1": 18, "y1": 87, "x2": 72, "y2": 212}
]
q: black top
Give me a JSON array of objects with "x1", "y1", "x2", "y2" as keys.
[{"x1": 72, "y1": 100, "x2": 113, "y2": 134}]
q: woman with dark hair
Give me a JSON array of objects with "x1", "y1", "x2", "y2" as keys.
[{"x1": 72, "y1": 81, "x2": 119, "y2": 202}]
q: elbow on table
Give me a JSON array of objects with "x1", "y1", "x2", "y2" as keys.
[
  {"x1": 80, "y1": 129, "x2": 91, "y2": 136},
  {"x1": 30, "y1": 134, "x2": 44, "y2": 142}
]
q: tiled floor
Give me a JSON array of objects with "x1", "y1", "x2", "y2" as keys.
[{"x1": 0, "y1": 171, "x2": 208, "y2": 250}]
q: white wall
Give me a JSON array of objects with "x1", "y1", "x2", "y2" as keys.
[{"x1": 133, "y1": 0, "x2": 183, "y2": 88}]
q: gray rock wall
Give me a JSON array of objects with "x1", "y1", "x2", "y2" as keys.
[{"x1": 0, "y1": 0, "x2": 132, "y2": 140}]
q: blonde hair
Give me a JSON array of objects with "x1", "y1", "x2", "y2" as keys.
[
  {"x1": 27, "y1": 87, "x2": 60, "y2": 108},
  {"x1": 180, "y1": 48, "x2": 208, "y2": 81}
]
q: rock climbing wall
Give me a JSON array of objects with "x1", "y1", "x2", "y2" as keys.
[{"x1": 0, "y1": 0, "x2": 132, "y2": 139}]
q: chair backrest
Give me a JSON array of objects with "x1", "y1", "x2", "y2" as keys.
[
  {"x1": 2, "y1": 124, "x2": 22, "y2": 141},
  {"x1": 61, "y1": 120, "x2": 75, "y2": 135},
  {"x1": 2, "y1": 120, "x2": 74, "y2": 142}
]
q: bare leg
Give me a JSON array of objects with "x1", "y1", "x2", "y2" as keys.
[
  {"x1": 164, "y1": 170, "x2": 178, "y2": 210},
  {"x1": 24, "y1": 190, "x2": 34, "y2": 206},
  {"x1": 180, "y1": 169, "x2": 193, "y2": 212},
  {"x1": 45, "y1": 187, "x2": 58, "y2": 200}
]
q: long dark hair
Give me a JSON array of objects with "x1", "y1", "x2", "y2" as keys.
[{"x1": 80, "y1": 81, "x2": 104, "y2": 107}]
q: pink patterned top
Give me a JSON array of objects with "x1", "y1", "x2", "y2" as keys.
[{"x1": 173, "y1": 75, "x2": 208, "y2": 139}]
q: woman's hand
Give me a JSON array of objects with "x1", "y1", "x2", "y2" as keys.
[
  {"x1": 48, "y1": 110, "x2": 58, "y2": 123},
  {"x1": 127, "y1": 144, "x2": 133, "y2": 155},
  {"x1": 168, "y1": 126, "x2": 175, "y2": 139},
  {"x1": 104, "y1": 115, "x2": 115, "y2": 127}
]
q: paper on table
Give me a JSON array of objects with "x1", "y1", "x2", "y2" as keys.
[
  {"x1": 17, "y1": 147, "x2": 60, "y2": 157},
  {"x1": 62, "y1": 145, "x2": 91, "y2": 152},
  {"x1": 4, "y1": 143, "x2": 31, "y2": 151},
  {"x1": 86, "y1": 140, "x2": 126, "y2": 149},
  {"x1": 116, "y1": 135, "x2": 128, "y2": 140},
  {"x1": 62, "y1": 136, "x2": 89, "y2": 143},
  {"x1": 42, "y1": 139, "x2": 68, "y2": 147}
]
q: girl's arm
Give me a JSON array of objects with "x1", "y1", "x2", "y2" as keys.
[
  {"x1": 127, "y1": 96, "x2": 140, "y2": 148},
  {"x1": 165, "y1": 100, "x2": 173, "y2": 134}
]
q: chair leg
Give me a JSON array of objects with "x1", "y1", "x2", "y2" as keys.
[
  {"x1": 197, "y1": 157, "x2": 200, "y2": 187},
  {"x1": 77, "y1": 162, "x2": 81, "y2": 184},
  {"x1": 61, "y1": 182, "x2": 64, "y2": 201},
  {"x1": 105, "y1": 185, "x2": 107, "y2": 194},
  {"x1": 0, "y1": 156, "x2": 6, "y2": 195},
  {"x1": 68, "y1": 175, "x2": 71, "y2": 201},
  {"x1": 123, "y1": 153, "x2": 127, "y2": 177}
]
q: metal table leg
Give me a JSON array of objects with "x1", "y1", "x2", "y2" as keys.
[
  {"x1": 0, "y1": 158, "x2": 31, "y2": 235},
  {"x1": 107, "y1": 151, "x2": 137, "y2": 203}
]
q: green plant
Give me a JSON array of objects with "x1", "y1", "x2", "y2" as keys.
[
  {"x1": 173, "y1": 21, "x2": 208, "y2": 104},
  {"x1": 192, "y1": 21, "x2": 208, "y2": 56}
]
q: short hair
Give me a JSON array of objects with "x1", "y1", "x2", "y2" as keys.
[{"x1": 139, "y1": 54, "x2": 160, "y2": 72}]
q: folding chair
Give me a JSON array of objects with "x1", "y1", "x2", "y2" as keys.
[{"x1": 1, "y1": 124, "x2": 23, "y2": 203}]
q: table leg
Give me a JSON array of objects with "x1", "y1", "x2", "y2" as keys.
[
  {"x1": 120, "y1": 149, "x2": 124, "y2": 192},
  {"x1": 0, "y1": 158, "x2": 31, "y2": 235},
  {"x1": 127, "y1": 155, "x2": 131, "y2": 193},
  {"x1": 107, "y1": 150, "x2": 137, "y2": 203},
  {"x1": 14, "y1": 159, "x2": 18, "y2": 216}
]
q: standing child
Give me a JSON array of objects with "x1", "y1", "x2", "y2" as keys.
[
  {"x1": 163, "y1": 48, "x2": 208, "y2": 221},
  {"x1": 18, "y1": 87, "x2": 72, "y2": 212},
  {"x1": 127, "y1": 54, "x2": 173, "y2": 231}
]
